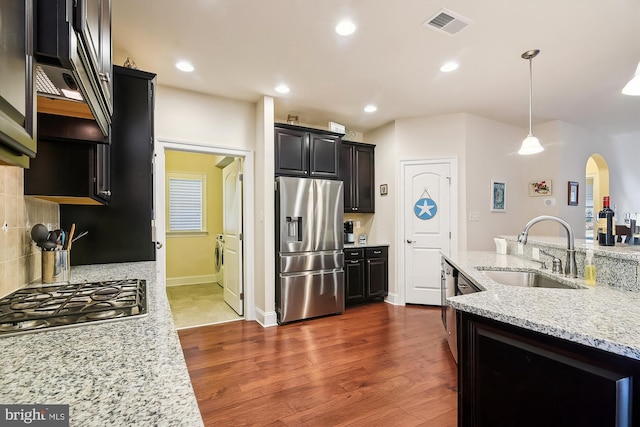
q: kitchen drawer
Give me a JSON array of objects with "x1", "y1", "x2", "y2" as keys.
[
  {"x1": 345, "y1": 248, "x2": 364, "y2": 260},
  {"x1": 366, "y1": 247, "x2": 387, "y2": 258}
]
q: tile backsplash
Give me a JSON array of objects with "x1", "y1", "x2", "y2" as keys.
[{"x1": 0, "y1": 166, "x2": 59, "y2": 297}]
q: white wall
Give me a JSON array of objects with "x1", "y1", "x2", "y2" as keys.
[
  {"x1": 609, "y1": 131, "x2": 640, "y2": 218},
  {"x1": 155, "y1": 85, "x2": 256, "y2": 149},
  {"x1": 254, "y1": 96, "x2": 276, "y2": 325},
  {"x1": 465, "y1": 115, "x2": 531, "y2": 250},
  {"x1": 366, "y1": 122, "x2": 397, "y2": 296}
]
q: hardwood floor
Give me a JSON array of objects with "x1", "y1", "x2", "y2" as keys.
[{"x1": 179, "y1": 303, "x2": 458, "y2": 426}]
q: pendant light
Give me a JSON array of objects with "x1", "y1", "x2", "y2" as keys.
[
  {"x1": 518, "y1": 49, "x2": 544, "y2": 155},
  {"x1": 622, "y1": 60, "x2": 640, "y2": 96}
]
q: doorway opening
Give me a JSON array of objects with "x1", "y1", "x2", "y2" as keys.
[
  {"x1": 154, "y1": 140, "x2": 255, "y2": 329},
  {"x1": 585, "y1": 154, "x2": 610, "y2": 241}
]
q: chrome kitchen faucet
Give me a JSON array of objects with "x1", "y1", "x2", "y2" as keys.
[{"x1": 517, "y1": 215, "x2": 578, "y2": 278}]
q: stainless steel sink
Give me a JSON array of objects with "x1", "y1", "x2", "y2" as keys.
[{"x1": 481, "y1": 269, "x2": 580, "y2": 289}]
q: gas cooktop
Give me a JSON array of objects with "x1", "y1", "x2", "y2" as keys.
[{"x1": 0, "y1": 279, "x2": 147, "y2": 337}]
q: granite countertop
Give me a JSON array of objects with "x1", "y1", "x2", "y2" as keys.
[
  {"x1": 344, "y1": 242, "x2": 390, "y2": 249},
  {"x1": 0, "y1": 262, "x2": 203, "y2": 427},
  {"x1": 444, "y1": 251, "x2": 640, "y2": 360}
]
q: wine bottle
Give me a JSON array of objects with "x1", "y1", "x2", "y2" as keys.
[{"x1": 597, "y1": 196, "x2": 615, "y2": 246}]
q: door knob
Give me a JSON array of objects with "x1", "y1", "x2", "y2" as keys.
[{"x1": 407, "y1": 239, "x2": 416, "y2": 244}]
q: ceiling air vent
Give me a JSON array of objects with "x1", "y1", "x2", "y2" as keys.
[{"x1": 422, "y1": 8, "x2": 473, "y2": 36}]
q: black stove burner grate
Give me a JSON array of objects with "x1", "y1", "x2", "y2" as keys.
[{"x1": 0, "y1": 279, "x2": 147, "y2": 336}]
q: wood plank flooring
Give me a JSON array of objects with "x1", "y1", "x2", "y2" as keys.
[{"x1": 178, "y1": 303, "x2": 458, "y2": 426}]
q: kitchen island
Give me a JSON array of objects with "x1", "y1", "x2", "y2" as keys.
[
  {"x1": 446, "y1": 250, "x2": 640, "y2": 426},
  {"x1": 0, "y1": 262, "x2": 203, "y2": 427},
  {"x1": 445, "y1": 250, "x2": 640, "y2": 359}
]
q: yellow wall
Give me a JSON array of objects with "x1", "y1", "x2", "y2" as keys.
[{"x1": 165, "y1": 151, "x2": 223, "y2": 282}]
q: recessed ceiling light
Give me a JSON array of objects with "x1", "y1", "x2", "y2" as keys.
[
  {"x1": 364, "y1": 105, "x2": 377, "y2": 113},
  {"x1": 176, "y1": 61, "x2": 194, "y2": 72},
  {"x1": 275, "y1": 84, "x2": 290, "y2": 94},
  {"x1": 440, "y1": 61, "x2": 459, "y2": 72},
  {"x1": 335, "y1": 20, "x2": 356, "y2": 36}
]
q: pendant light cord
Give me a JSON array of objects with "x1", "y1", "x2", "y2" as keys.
[{"x1": 528, "y1": 57, "x2": 533, "y2": 136}]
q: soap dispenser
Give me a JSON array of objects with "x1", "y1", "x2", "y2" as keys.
[{"x1": 584, "y1": 249, "x2": 596, "y2": 285}]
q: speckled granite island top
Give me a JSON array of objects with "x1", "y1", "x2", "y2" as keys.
[
  {"x1": 0, "y1": 262, "x2": 203, "y2": 427},
  {"x1": 444, "y1": 251, "x2": 640, "y2": 361}
]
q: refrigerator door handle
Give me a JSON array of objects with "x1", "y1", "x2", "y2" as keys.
[{"x1": 297, "y1": 216, "x2": 303, "y2": 242}]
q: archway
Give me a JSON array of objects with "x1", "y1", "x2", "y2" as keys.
[{"x1": 585, "y1": 154, "x2": 610, "y2": 241}]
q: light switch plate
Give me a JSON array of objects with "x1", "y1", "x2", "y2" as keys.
[
  {"x1": 469, "y1": 211, "x2": 480, "y2": 222},
  {"x1": 356, "y1": 220, "x2": 361, "y2": 228}
]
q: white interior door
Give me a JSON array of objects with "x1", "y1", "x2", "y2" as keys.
[
  {"x1": 223, "y1": 158, "x2": 244, "y2": 315},
  {"x1": 404, "y1": 161, "x2": 452, "y2": 305}
]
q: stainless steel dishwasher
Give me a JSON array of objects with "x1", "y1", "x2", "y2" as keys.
[
  {"x1": 441, "y1": 258, "x2": 458, "y2": 362},
  {"x1": 441, "y1": 258, "x2": 480, "y2": 363}
]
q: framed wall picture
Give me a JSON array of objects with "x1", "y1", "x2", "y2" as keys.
[
  {"x1": 491, "y1": 180, "x2": 506, "y2": 212},
  {"x1": 568, "y1": 181, "x2": 579, "y2": 206},
  {"x1": 529, "y1": 179, "x2": 552, "y2": 196}
]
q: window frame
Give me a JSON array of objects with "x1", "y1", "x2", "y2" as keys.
[{"x1": 166, "y1": 172, "x2": 208, "y2": 236}]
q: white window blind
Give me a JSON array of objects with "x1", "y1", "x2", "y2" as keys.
[{"x1": 168, "y1": 176, "x2": 204, "y2": 231}]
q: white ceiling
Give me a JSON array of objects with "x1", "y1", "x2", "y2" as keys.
[{"x1": 112, "y1": 0, "x2": 640, "y2": 138}]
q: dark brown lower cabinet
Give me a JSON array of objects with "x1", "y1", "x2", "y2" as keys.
[
  {"x1": 365, "y1": 247, "x2": 387, "y2": 299},
  {"x1": 458, "y1": 312, "x2": 639, "y2": 427},
  {"x1": 345, "y1": 246, "x2": 388, "y2": 306},
  {"x1": 345, "y1": 249, "x2": 365, "y2": 305}
]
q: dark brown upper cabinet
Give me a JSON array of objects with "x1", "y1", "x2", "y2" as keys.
[
  {"x1": 274, "y1": 124, "x2": 342, "y2": 180},
  {"x1": 0, "y1": 0, "x2": 37, "y2": 168},
  {"x1": 340, "y1": 141, "x2": 375, "y2": 213}
]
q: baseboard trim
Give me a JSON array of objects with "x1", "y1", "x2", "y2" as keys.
[
  {"x1": 166, "y1": 274, "x2": 219, "y2": 287},
  {"x1": 384, "y1": 292, "x2": 404, "y2": 306},
  {"x1": 254, "y1": 307, "x2": 278, "y2": 327}
]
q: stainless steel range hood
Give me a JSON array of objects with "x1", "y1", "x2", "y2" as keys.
[
  {"x1": 35, "y1": 0, "x2": 111, "y2": 136},
  {"x1": 36, "y1": 63, "x2": 85, "y2": 102}
]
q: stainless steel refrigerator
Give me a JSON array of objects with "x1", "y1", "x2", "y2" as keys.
[{"x1": 276, "y1": 177, "x2": 344, "y2": 324}]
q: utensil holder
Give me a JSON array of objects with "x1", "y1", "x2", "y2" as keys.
[{"x1": 42, "y1": 250, "x2": 70, "y2": 284}]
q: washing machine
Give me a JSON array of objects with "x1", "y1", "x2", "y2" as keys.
[{"x1": 215, "y1": 234, "x2": 224, "y2": 286}]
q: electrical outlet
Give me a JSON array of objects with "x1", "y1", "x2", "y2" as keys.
[
  {"x1": 518, "y1": 243, "x2": 524, "y2": 255},
  {"x1": 469, "y1": 211, "x2": 480, "y2": 222},
  {"x1": 356, "y1": 221, "x2": 361, "y2": 228},
  {"x1": 532, "y1": 248, "x2": 540, "y2": 260}
]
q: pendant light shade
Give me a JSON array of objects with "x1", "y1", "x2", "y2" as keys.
[
  {"x1": 519, "y1": 134, "x2": 543, "y2": 155},
  {"x1": 519, "y1": 49, "x2": 544, "y2": 155},
  {"x1": 622, "y1": 60, "x2": 640, "y2": 96}
]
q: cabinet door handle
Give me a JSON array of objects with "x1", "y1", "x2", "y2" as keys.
[
  {"x1": 407, "y1": 239, "x2": 415, "y2": 244},
  {"x1": 349, "y1": 260, "x2": 360, "y2": 264},
  {"x1": 373, "y1": 250, "x2": 381, "y2": 254},
  {"x1": 99, "y1": 72, "x2": 111, "y2": 83},
  {"x1": 99, "y1": 190, "x2": 112, "y2": 197}
]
